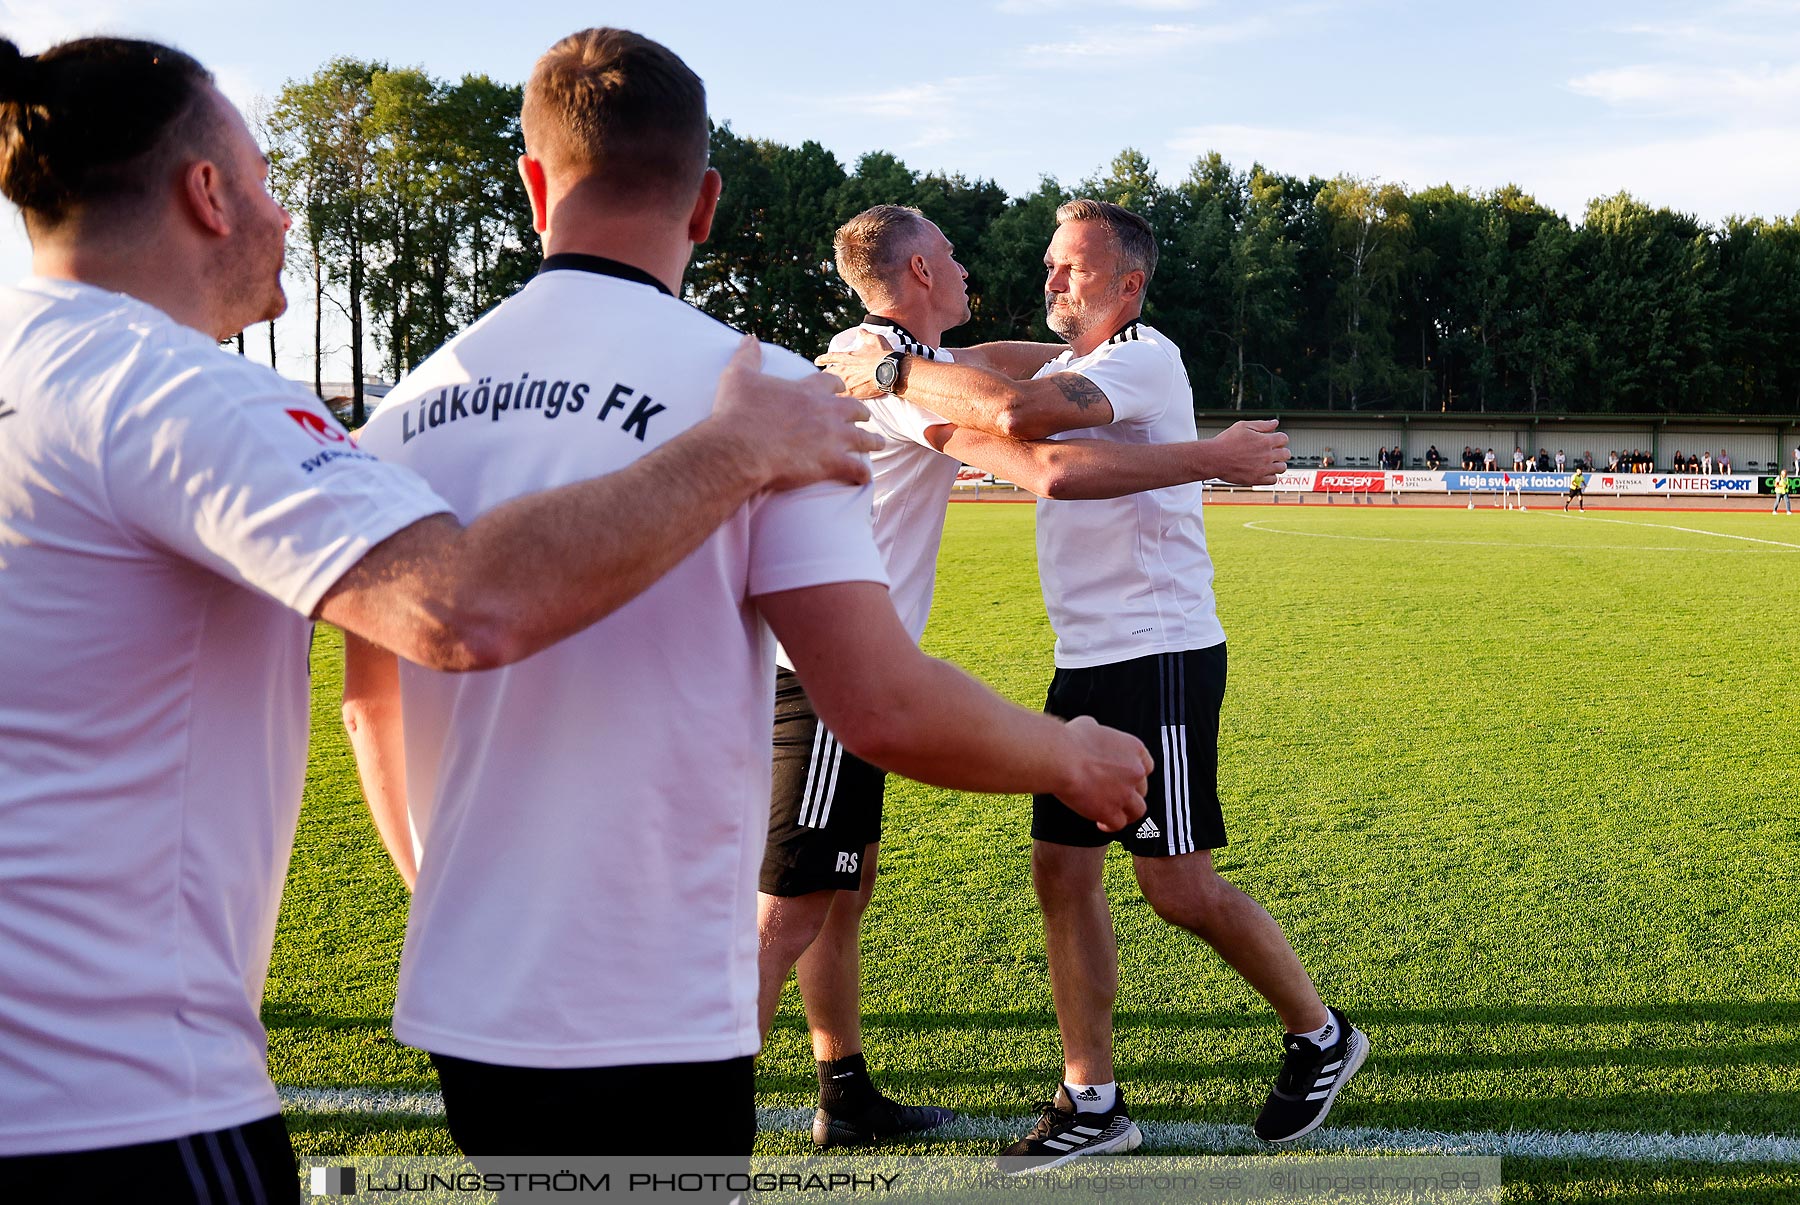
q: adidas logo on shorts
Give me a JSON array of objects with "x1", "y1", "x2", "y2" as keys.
[{"x1": 1135, "y1": 817, "x2": 1161, "y2": 840}]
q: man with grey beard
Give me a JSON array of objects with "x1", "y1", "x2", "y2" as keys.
[{"x1": 819, "y1": 199, "x2": 1367, "y2": 1163}]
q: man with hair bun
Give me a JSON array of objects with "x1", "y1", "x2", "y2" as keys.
[
  {"x1": 762, "y1": 203, "x2": 1292, "y2": 1148},
  {"x1": 0, "y1": 33, "x2": 884, "y2": 1202},
  {"x1": 345, "y1": 28, "x2": 1153, "y2": 1161},
  {"x1": 820, "y1": 199, "x2": 1366, "y2": 1164}
]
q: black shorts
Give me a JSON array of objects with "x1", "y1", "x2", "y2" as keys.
[
  {"x1": 761, "y1": 669, "x2": 886, "y2": 896},
  {"x1": 1, "y1": 1114, "x2": 298, "y2": 1205},
  {"x1": 1033, "y1": 646, "x2": 1228, "y2": 857},
  {"x1": 431, "y1": 1053, "x2": 755, "y2": 1158},
  {"x1": 1567, "y1": 485, "x2": 1584, "y2": 497}
]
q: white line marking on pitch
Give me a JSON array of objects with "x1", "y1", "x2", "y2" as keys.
[
  {"x1": 1242, "y1": 515, "x2": 1800, "y2": 553},
  {"x1": 1241, "y1": 520, "x2": 1709, "y2": 553},
  {"x1": 1549, "y1": 512, "x2": 1800, "y2": 550},
  {"x1": 277, "y1": 1089, "x2": 1800, "y2": 1164}
]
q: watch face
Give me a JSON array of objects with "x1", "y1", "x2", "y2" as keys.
[{"x1": 875, "y1": 354, "x2": 900, "y2": 391}]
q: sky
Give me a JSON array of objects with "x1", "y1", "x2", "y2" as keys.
[{"x1": 5, "y1": 0, "x2": 1798, "y2": 383}]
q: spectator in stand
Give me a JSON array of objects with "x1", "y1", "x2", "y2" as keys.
[
  {"x1": 1688, "y1": 453, "x2": 1702, "y2": 474},
  {"x1": 1461, "y1": 446, "x2": 1475, "y2": 470},
  {"x1": 1792, "y1": 446, "x2": 1799, "y2": 475},
  {"x1": 1485, "y1": 448, "x2": 1497, "y2": 470},
  {"x1": 1512, "y1": 446, "x2": 1525, "y2": 471},
  {"x1": 1554, "y1": 449, "x2": 1565, "y2": 471},
  {"x1": 1426, "y1": 445, "x2": 1442, "y2": 470},
  {"x1": 1719, "y1": 449, "x2": 1732, "y2": 473},
  {"x1": 1320, "y1": 446, "x2": 1335, "y2": 468},
  {"x1": 1376, "y1": 446, "x2": 1388, "y2": 471},
  {"x1": 1701, "y1": 450, "x2": 1712, "y2": 475},
  {"x1": 1536, "y1": 448, "x2": 1551, "y2": 471},
  {"x1": 1606, "y1": 451, "x2": 1618, "y2": 471}
]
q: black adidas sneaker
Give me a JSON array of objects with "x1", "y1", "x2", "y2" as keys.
[
  {"x1": 813, "y1": 1092, "x2": 956, "y2": 1148},
  {"x1": 1253, "y1": 1007, "x2": 1369, "y2": 1143},
  {"x1": 999, "y1": 1086, "x2": 1142, "y2": 1172}
]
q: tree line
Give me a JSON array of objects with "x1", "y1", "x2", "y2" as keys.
[
  {"x1": 268, "y1": 60, "x2": 1800, "y2": 422},
  {"x1": 266, "y1": 60, "x2": 536, "y2": 422}
]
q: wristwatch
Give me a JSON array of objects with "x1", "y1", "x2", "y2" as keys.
[{"x1": 873, "y1": 350, "x2": 907, "y2": 394}]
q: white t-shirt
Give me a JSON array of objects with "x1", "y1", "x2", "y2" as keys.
[
  {"x1": 775, "y1": 319, "x2": 959, "y2": 672},
  {"x1": 0, "y1": 277, "x2": 448, "y2": 1154},
  {"x1": 358, "y1": 256, "x2": 887, "y2": 1068},
  {"x1": 1033, "y1": 320, "x2": 1224, "y2": 668}
]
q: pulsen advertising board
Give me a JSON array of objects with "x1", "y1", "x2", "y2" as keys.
[{"x1": 1313, "y1": 469, "x2": 1387, "y2": 492}]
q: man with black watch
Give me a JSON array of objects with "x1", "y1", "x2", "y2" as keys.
[
  {"x1": 760, "y1": 203, "x2": 1295, "y2": 1152},
  {"x1": 874, "y1": 349, "x2": 907, "y2": 394}
]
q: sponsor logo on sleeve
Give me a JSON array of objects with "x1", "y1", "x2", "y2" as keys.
[
  {"x1": 287, "y1": 407, "x2": 348, "y2": 445},
  {"x1": 285, "y1": 406, "x2": 380, "y2": 473}
]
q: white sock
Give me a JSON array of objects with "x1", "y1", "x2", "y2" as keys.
[
  {"x1": 1063, "y1": 1081, "x2": 1117, "y2": 1113},
  {"x1": 1290, "y1": 1011, "x2": 1339, "y2": 1048}
]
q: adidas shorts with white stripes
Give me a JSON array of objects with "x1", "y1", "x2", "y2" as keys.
[
  {"x1": 1033, "y1": 644, "x2": 1228, "y2": 856},
  {"x1": 761, "y1": 668, "x2": 887, "y2": 896},
  {"x1": 2, "y1": 1113, "x2": 299, "y2": 1204}
]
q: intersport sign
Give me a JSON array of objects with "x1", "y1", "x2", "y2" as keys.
[
  {"x1": 1653, "y1": 474, "x2": 1758, "y2": 493},
  {"x1": 1591, "y1": 473, "x2": 1760, "y2": 495}
]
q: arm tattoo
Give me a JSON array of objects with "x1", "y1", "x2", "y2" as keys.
[{"x1": 1052, "y1": 373, "x2": 1108, "y2": 412}]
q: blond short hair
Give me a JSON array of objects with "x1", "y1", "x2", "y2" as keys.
[{"x1": 833, "y1": 204, "x2": 931, "y2": 301}]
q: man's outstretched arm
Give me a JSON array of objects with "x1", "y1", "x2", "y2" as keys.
[
  {"x1": 817, "y1": 343, "x2": 1113, "y2": 441},
  {"x1": 933, "y1": 418, "x2": 1290, "y2": 500},
  {"x1": 319, "y1": 339, "x2": 882, "y2": 673},
  {"x1": 949, "y1": 340, "x2": 1064, "y2": 380},
  {"x1": 760, "y1": 582, "x2": 1151, "y2": 832}
]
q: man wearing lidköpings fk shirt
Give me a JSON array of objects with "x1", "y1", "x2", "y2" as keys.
[
  {"x1": 345, "y1": 29, "x2": 1152, "y2": 1161},
  {"x1": 0, "y1": 35, "x2": 883, "y2": 1205},
  {"x1": 818, "y1": 199, "x2": 1365, "y2": 1164},
  {"x1": 765, "y1": 205, "x2": 1294, "y2": 1148}
]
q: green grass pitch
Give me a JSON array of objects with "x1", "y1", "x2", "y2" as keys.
[{"x1": 271, "y1": 502, "x2": 1800, "y2": 1200}]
